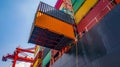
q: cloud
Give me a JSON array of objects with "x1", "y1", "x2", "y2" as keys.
[{"x1": 10, "y1": 62, "x2": 31, "y2": 67}]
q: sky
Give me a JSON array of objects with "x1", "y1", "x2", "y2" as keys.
[{"x1": 0, "y1": 0, "x2": 57, "y2": 67}]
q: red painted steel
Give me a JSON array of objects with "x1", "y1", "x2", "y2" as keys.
[
  {"x1": 3, "y1": 54, "x2": 34, "y2": 63},
  {"x1": 51, "y1": 49, "x2": 59, "y2": 61},
  {"x1": 51, "y1": 49, "x2": 59, "y2": 57},
  {"x1": 77, "y1": 0, "x2": 115, "y2": 36},
  {"x1": 55, "y1": 0, "x2": 63, "y2": 9},
  {"x1": 50, "y1": 45, "x2": 72, "y2": 66},
  {"x1": 2, "y1": 47, "x2": 35, "y2": 67}
]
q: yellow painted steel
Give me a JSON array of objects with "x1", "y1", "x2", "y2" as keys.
[
  {"x1": 35, "y1": 12, "x2": 75, "y2": 40},
  {"x1": 33, "y1": 59, "x2": 42, "y2": 67},
  {"x1": 75, "y1": 0, "x2": 98, "y2": 24},
  {"x1": 34, "y1": 45, "x2": 40, "y2": 56}
]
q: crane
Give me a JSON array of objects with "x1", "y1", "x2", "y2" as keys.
[{"x1": 2, "y1": 46, "x2": 36, "y2": 67}]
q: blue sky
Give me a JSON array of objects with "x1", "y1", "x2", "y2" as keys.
[{"x1": 0, "y1": 0, "x2": 57, "y2": 66}]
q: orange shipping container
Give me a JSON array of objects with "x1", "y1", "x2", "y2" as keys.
[
  {"x1": 34, "y1": 12, "x2": 75, "y2": 40},
  {"x1": 115, "y1": 0, "x2": 120, "y2": 3}
]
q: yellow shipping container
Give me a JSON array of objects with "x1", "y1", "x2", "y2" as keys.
[
  {"x1": 33, "y1": 59, "x2": 42, "y2": 67},
  {"x1": 75, "y1": 0, "x2": 98, "y2": 24}
]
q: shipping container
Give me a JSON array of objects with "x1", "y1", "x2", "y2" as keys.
[
  {"x1": 75, "y1": 0, "x2": 98, "y2": 24},
  {"x1": 73, "y1": 0, "x2": 85, "y2": 13},
  {"x1": 35, "y1": 12, "x2": 75, "y2": 39},
  {"x1": 33, "y1": 59, "x2": 39, "y2": 67},
  {"x1": 59, "y1": 5, "x2": 74, "y2": 17},
  {"x1": 71, "y1": 0, "x2": 76, "y2": 5},
  {"x1": 52, "y1": 4, "x2": 120, "y2": 67},
  {"x1": 34, "y1": 45, "x2": 40, "y2": 56},
  {"x1": 28, "y1": 15, "x2": 74, "y2": 50},
  {"x1": 59, "y1": 3, "x2": 64, "y2": 10},
  {"x1": 54, "y1": 0, "x2": 74, "y2": 18},
  {"x1": 32, "y1": 51, "x2": 42, "y2": 67},
  {"x1": 55, "y1": 0, "x2": 63, "y2": 9},
  {"x1": 28, "y1": 26, "x2": 74, "y2": 50},
  {"x1": 33, "y1": 59, "x2": 42, "y2": 67},
  {"x1": 38, "y1": 2, "x2": 74, "y2": 24},
  {"x1": 115, "y1": 0, "x2": 120, "y2": 4},
  {"x1": 63, "y1": 0, "x2": 73, "y2": 12},
  {"x1": 77, "y1": 0, "x2": 114, "y2": 35},
  {"x1": 55, "y1": 0, "x2": 76, "y2": 9},
  {"x1": 43, "y1": 48, "x2": 50, "y2": 59},
  {"x1": 42, "y1": 51, "x2": 51, "y2": 67}
]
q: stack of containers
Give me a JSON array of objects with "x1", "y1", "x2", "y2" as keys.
[
  {"x1": 75, "y1": 0, "x2": 98, "y2": 24},
  {"x1": 48, "y1": 0, "x2": 76, "y2": 63},
  {"x1": 56, "y1": 0, "x2": 114, "y2": 37},
  {"x1": 55, "y1": 0, "x2": 75, "y2": 11},
  {"x1": 32, "y1": 49, "x2": 43, "y2": 67},
  {"x1": 32, "y1": 46, "x2": 51, "y2": 67},
  {"x1": 71, "y1": 0, "x2": 76, "y2": 6},
  {"x1": 55, "y1": 0, "x2": 75, "y2": 17},
  {"x1": 43, "y1": 48, "x2": 50, "y2": 59},
  {"x1": 42, "y1": 50, "x2": 51, "y2": 67},
  {"x1": 73, "y1": 0, "x2": 85, "y2": 13},
  {"x1": 28, "y1": 2, "x2": 75, "y2": 50},
  {"x1": 55, "y1": 0, "x2": 63, "y2": 9},
  {"x1": 55, "y1": 0, "x2": 98, "y2": 25},
  {"x1": 77, "y1": 0, "x2": 115, "y2": 35},
  {"x1": 34, "y1": 45, "x2": 41, "y2": 56}
]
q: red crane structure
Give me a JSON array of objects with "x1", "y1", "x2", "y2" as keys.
[{"x1": 2, "y1": 46, "x2": 36, "y2": 67}]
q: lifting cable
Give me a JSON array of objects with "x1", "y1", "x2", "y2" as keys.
[
  {"x1": 54, "y1": 0, "x2": 80, "y2": 66},
  {"x1": 75, "y1": 35, "x2": 79, "y2": 67}
]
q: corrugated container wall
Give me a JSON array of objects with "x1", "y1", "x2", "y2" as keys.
[
  {"x1": 42, "y1": 51, "x2": 51, "y2": 67},
  {"x1": 73, "y1": 0, "x2": 85, "y2": 13},
  {"x1": 43, "y1": 48, "x2": 50, "y2": 59},
  {"x1": 35, "y1": 12, "x2": 75, "y2": 39},
  {"x1": 52, "y1": 3, "x2": 120, "y2": 67},
  {"x1": 28, "y1": 2, "x2": 75, "y2": 50},
  {"x1": 75, "y1": 0, "x2": 98, "y2": 24},
  {"x1": 77, "y1": 0, "x2": 114, "y2": 35},
  {"x1": 71, "y1": 0, "x2": 76, "y2": 5},
  {"x1": 38, "y1": 2, "x2": 74, "y2": 24}
]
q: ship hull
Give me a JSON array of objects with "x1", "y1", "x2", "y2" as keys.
[{"x1": 52, "y1": 3, "x2": 120, "y2": 67}]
